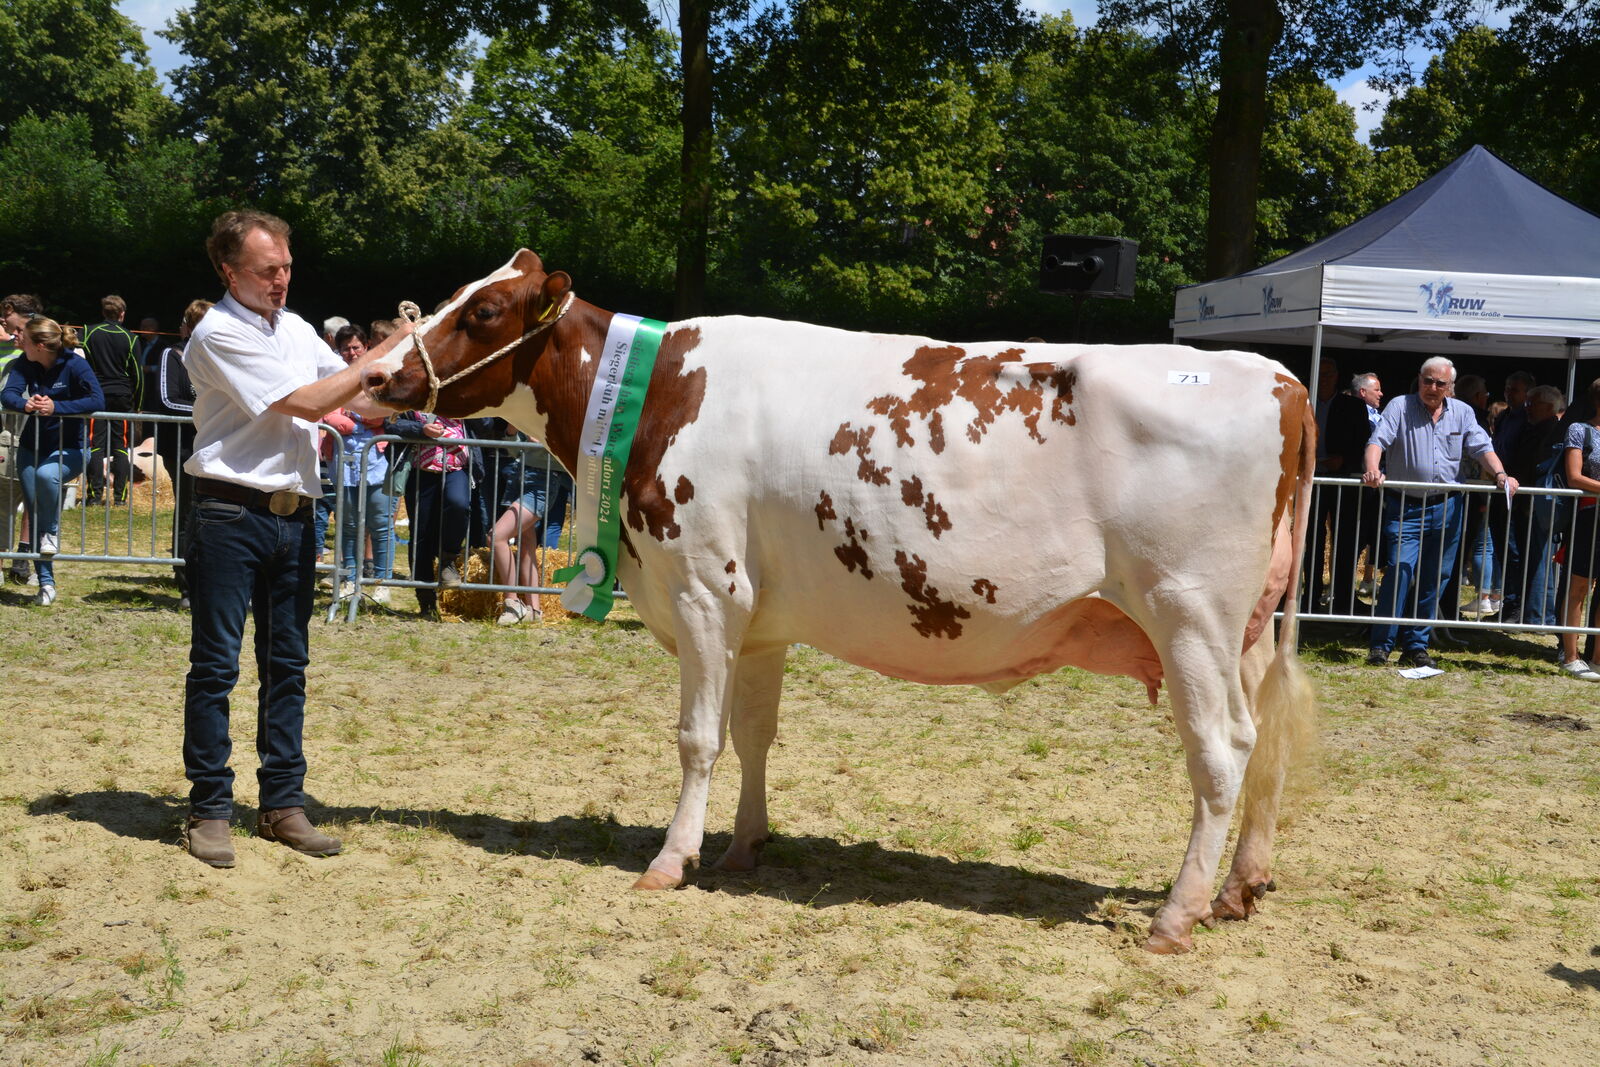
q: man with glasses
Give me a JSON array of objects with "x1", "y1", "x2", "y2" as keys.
[{"x1": 1361, "y1": 357, "x2": 1517, "y2": 669}]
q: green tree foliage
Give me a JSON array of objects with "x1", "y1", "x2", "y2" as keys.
[
  {"x1": 163, "y1": 0, "x2": 490, "y2": 257},
  {"x1": 1376, "y1": 22, "x2": 1599, "y2": 209},
  {"x1": 980, "y1": 18, "x2": 1211, "y2": 337},
  {"x1": 1095, "y1": 0, "x2": 1465, "y2": 277},
  {"x1": 0, "y1": 0, "x2": 172, "y2": 156},
  {"x1": 456, "y1": 25, "x2": 683, "y2": 306},
  {"x1": 714, "y1": 0, "x2": 1029, "y2": 329}
]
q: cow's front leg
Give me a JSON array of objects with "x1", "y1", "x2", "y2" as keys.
[
  {"x1": 714, "y1": 646, "x2": 787, "y2": 872},
  {"x1": 634, "y1": 589, "x2": 748, "y2": 890}
]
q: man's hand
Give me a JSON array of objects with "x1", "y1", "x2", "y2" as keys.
[
  {"x1": 24, "y1": 393, "x2": 53, "y2": 415},
  {"x1": 1362, "y1": 468, "x2": 1384, "y2": 488}
]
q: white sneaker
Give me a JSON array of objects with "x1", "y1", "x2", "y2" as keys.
[
  {"x1": 337, "y1": 580, "x2": 357, "y2": 600},
  {"x1": 369, "y1": 585, "x2": 391, "y2": 606},
  {"x1": 38, "y1": 533, "x2": 58, "y2": 557},
  {"x1": 1561, "y1": 659, "x2": 1600, "y2": 682},
  {"x1": 497, "y1": 599, "x2": 530, "y2": 626},
  {"x1": 36, "y1": 584, "x2": 56, "y2": 606},
  {"x1": 1473, "y1": 596, "x2": 1497, "y2": 616}
]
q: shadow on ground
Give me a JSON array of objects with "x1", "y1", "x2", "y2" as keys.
[{"x1": 34, "y1": 789, "x2": 1159, "y2": 928}]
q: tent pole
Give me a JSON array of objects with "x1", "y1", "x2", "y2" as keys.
[
  {"x1": 1566, "y1": 339, "x2": 1579, "y2": 402},
  {"x1": 1309, "y1": 324, "x2": 1324, "y2": 411}
]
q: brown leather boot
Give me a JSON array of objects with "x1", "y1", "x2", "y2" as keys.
[
  {"x1": 257, "y1": 807, "x2": 342, "y2": 856},
  {"x1": 186, "y1": 817, "x2": 236, "y2": 868}
]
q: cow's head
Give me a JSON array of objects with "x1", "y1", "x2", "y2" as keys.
[{"x1": 363, "y1": 249, "x2": 573, "y2": 415}]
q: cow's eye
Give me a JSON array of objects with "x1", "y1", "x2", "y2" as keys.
[{"x1": 474, "y1": 305, "x2": 498, "y2": 322}]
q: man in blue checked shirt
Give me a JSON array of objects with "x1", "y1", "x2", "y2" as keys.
[{"x1": 1362, "y1": 357, "x2": 1518, "y2": 669}]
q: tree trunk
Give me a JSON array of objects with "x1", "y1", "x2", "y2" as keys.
[
  {"x1": 1205, "y1": 0, "x2": 1283, "y2": 280},
  {"x1": 675, "y1": 0, "x2": 712, "y2": 318}
]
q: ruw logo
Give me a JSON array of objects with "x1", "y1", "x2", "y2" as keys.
[
  {"x1": 1419, "y1": 279, "x2": 1487, "y2": 317},
  {"x1": 1262, "y1": 285, "x2": 1284, "y2": 315}
]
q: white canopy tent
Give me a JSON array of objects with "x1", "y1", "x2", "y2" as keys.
[{"x1": 1171, "y1": 146, "x2": 1600, "y2": 407}]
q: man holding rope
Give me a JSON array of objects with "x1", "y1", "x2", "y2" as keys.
[{"x1": 180, "y1": 209, "x2": 410, "y2": 868}]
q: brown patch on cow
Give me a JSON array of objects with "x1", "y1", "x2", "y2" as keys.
[
  {"x1": 724, "y1": 559, "x2": 737, "y2": 574},
  {"x1": 898, "y1": 476, "x2": 952, "y2": 539},
  {"x1": 834, "y1": 517, "x2": 873, "y2": 580},
  {"x1": 814, "y1": 490, "x2": 837, "y2": 530},
  {"x1": 863, "y1": 346, "x2": 1077, "y2": 454},
  {"x1": 893, "y1": 550, "x2": 970, "y2": 639},
  {"x1": 829, "y1": 422, "x2": 892, "y2": 486},
  {"x1": 728, "y1": 581, "x2": 737, "y2": 595},
  {"x1": 674, "y1": 476, "x2": 695, "y2": 505},
  {"x1": 1271, "y1": 374, "x2": 1310, "y2": 535},
  {"x1": 972, "y1": 578, "x2": 997, "y2": 604},
  {"x1": 867, "y1": 394, "x2": 916, "y2": 448},
  {"x1": 621, "y1": 327, "x2": 708, "y2": 542}
]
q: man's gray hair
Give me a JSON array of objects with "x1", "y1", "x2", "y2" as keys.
[
  {"x1": 1420, "y1": 356, "x2": 1456, "y2": 382},
  {"x1": 1527, "y1": 385, "x2": 1564, "y2": 409},
  {"x1": 322, "y1": 316, "x2": 350, "y2": 338},
  {"x1": 1351, "y1": 372, "x2": 1378, "y2": 392}
]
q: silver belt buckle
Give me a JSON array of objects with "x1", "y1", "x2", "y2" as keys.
[{"x1": 269, "y1": 491, "x2": 301, "y2": 516}]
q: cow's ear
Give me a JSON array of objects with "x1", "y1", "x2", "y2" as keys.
[
  {"x1": 537, "y1": 270, "x2": 573, "y2": 321},
  {"x1": 512, "y1": 249, "x2": 544, "y2": 276}
]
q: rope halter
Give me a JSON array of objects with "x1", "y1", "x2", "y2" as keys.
[{"x1": 396, "y1": 289, "x2": 576, "y2": 413}]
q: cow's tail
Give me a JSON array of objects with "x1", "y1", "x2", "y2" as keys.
[{"x1": 1240, "y1": 392, "x2": 1318, "y2": 830}]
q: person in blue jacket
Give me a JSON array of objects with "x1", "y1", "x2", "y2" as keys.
[{"x1": 1, "y1": 315, "x2": 105, "y2": 605}]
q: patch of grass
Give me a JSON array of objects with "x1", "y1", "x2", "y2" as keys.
[
  {"x1": 644, "y1": 951, "x2": 704, "y2": 1001},
  {"x1": 1, "y1": 897, "x2": 64, "y2": 952},
  {"x1": 1010, "y1": 825, "x2": 1044, "y2": 852},
  {"x1": 379, "y1": 1035, "x2": 432, "y2": 1067},
  {"x1": 1245, "y1": 1010, "x2": 1287, "y2": 1033},
  {"x1": 1086, "y1": 985, "x2": 1132, "y2": 1019},
  {"x1": 1464, "y1": 864, "x2": 1518, "y2": 889}
]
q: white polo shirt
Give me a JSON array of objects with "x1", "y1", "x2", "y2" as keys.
[{"x1": 183, "y1": 292, "x2": 346, "y2": 495}]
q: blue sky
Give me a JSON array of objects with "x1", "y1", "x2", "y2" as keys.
[{"x1": 122, "y1": 0, "x2": 1402, "y2": 142}]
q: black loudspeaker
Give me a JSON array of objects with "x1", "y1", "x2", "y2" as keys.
[{"x1": 1039, "y1": 235, "x2": 1137, "y2": 299}]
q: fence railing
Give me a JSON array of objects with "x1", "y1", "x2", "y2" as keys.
[
  {"x1": 1301, "y1": 475, "x2": 1600, "y2": 641},
  {"x1": 1, "y1": 411, "x2": 589, "y2": 620}
]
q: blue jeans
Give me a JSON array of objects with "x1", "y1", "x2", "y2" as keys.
[
  {"x1": 340, "y1": 480, "x2": 394, "y2": 578},
  {"x1": 412, "y1": 467, "x2": 470, "y2": 585},
  {"x1": 16, "y1": 446, "x2": 87, "y2": 587},
  {"x1": 182, "y1": 496, "x2": 317, "y2": 819},
  {"x1": 1370, "y1": 493, "x2": 1464, "y2": 655},
  {"x1": 1521, "y1": 496, "x2": 1562, "y2": 625}
]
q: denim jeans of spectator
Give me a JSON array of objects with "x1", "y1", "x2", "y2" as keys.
[
  {"x1": 16, "y1": 446, "x2": 87, "y2": 587},
  {"x1": 1370, "y1": 492, "x2": 1464, "y2": 655},
  {"x1": 412, "y1": 467, "x2": 470, "y2": 585},
  {"x1": 182, "y1": 497, "x2": 317, "y2": 820},
  {"x1": 340, "y1": 481, "x2": 394, "y2": 579}
]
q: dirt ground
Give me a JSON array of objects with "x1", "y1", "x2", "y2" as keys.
[{"x1": 2, "y1": 564, "x2": 1599, "y2": 1066}]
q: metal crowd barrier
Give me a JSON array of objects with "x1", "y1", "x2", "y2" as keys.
[
  {"x1": 336, "y1": 432, "x2": 581, "y2": 621},
  {"x1": 1301, "y1": 475, "x2": 1600, "y2": 641},
  {"x1": 0, "y1": 410, "x2": 352, "y2": 614}
]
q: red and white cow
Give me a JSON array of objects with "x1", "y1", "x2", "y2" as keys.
[{"x1": 364, "y1": 250, "x2": 1317, "y2": 953}]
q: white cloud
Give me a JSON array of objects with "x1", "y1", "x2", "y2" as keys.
[{"x1": 1334, "y1": 69, "x2": 1393, "y2": 146}]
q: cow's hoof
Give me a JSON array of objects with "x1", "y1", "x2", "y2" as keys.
[
  {"x1": 1212, "y1": 878, "x2": 1271, "y2": 921},
  {"x1": 1143, "y1": 930, "x2": 1194, "y2": 954},
  {"x1": 713, "y1": 835, "x2": 770, "y2": 873},
  {"x1": 631, "y1": 868, "x2": 682, "y2": 890}
]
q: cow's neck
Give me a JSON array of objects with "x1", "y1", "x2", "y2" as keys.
[{"x1": 525, "y1": 301, "x2": 615, "y2": 477}]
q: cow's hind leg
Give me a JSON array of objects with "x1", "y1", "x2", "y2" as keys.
[
  {"x1": 714, "y1": 646, "x2": 787, "y2": 872},
  {"x1": 634, "y1": 590, "x2": 749, "y2": 890},
  {"x1": 1213, "y1": 635, "x2": 1315, "y2": 922},
  {"x1": 1145, "y1": 623, "x2": 1257, "y2": 954}
]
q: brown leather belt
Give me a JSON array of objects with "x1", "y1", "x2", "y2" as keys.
[{"x1": 195, "y1": 477, "x2": 313, "y2": 517}]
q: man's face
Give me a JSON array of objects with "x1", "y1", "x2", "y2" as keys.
[
  {"x1": 1357, "y1": 376, "x2": 1383, "y2": 409},
  {"x1": 223, "y1": 228, "x2": 292, "y2": 318},
  {"x1": 2, "y1": 309, "x2": 26, "y2": 336},
  {"x1": 337, "y1": 336, "x2": 367, "y2": 364},
  {"x1": 1418, "y1": 367, "x2": 1453, "y2": 411},
  {"x1": 1505, "y1": 380, "x2": 1529, "y2": 407},
  {"x1": 1529, "y1": 398, "x2": 1559, "y2": 424},
  {"x1": 1319, "y1": 363, "x2": 1339, "y2": 395}
]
